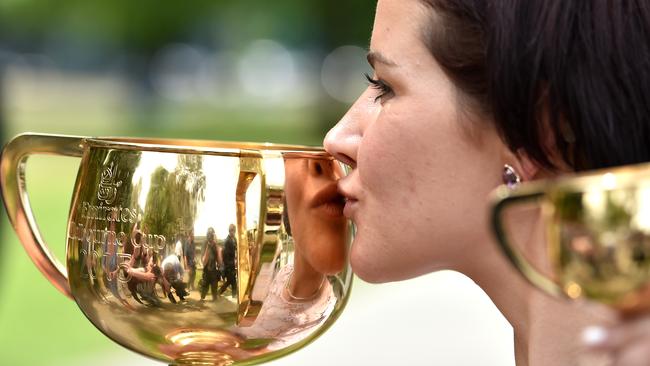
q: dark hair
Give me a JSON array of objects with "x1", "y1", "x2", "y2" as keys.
[
  {"x1": 282, "y1": 197, "x2": 292, "y2": 236},
  {"x1": 421, "y1": 0, "x2": 650, "y2": 171}
]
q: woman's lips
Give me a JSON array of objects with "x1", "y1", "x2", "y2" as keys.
[
  {"x1": 320, "y1": 200, "x2": 345, "y2": 217},
  {"x1": 342, "y1": 198, "x2": 358, "y2": 219},
  {"x1": 337, "y1": 176, "x2": 360, "y2": 220},
  {"x1": 311, "y1": 182, "x2": 346, "y2": 218}
]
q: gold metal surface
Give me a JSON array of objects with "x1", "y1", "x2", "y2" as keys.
[
  {"x1": 491, "y1": 162, "x2": 650, "y2": 314},
  {"x1": 0, "y1": 133, "x2": 85, "y2": 298},
  {"x1": 1, "y1": 133, "x2": 353, "y2": 365}
]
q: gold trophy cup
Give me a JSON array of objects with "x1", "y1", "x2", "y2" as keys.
[
  {"x1": 491, "y1": 164, "x2": 650, "y2": 315},
  {"x1": 0, "y1": 133, "x2": 353, "y2": 365}
]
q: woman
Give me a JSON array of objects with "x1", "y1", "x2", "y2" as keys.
[
  {"x1": 324, "y1": 1, "x2": 650, "y2": 365},
  {"x1": 236, "y1": 156, "x2": 347, "y2": 350}
]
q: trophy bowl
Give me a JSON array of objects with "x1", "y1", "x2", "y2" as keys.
[
  {"x1": 0, "y1": 133, "x2": 353, "y2": 365},
  {"x1": 490, "y1": 163, "x2": 650, "y2": 315}
]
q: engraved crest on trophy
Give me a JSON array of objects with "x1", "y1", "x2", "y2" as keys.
[{"x1": 97, "y1": 161, "x2": 122, "y2": 205}]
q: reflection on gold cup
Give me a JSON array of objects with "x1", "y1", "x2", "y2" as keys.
[
  {"x1": 0, "y1": 133, "x2": 353, "y2": 365},
  {"x1": 491, "y1": 164, "x2": 650, "y2": 315}
]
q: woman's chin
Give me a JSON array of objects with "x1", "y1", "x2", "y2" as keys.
[
  {"x1": 349, "y1": 244, "x2": 392, "y2": 283},
  {"x1": 313, "y1": 258, "x2": 346, "y2": 276},
  {"x1": 349, "y1": 240, "x2": 433, "y2": 283}
]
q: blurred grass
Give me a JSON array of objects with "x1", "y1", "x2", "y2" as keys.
[
  {"x1": 0, "y1": 1, "x2": 369, "y2": 362},
  {"x1": 5, "y1": 106, "x2": 333, "y2": 147},
  {"x1": 0, "y1": 156, "x2": 120, "y2": 366}
]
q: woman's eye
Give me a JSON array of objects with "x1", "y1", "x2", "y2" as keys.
[{"x1": 364, "y1": 73, "x2": 393, "y2": 103}]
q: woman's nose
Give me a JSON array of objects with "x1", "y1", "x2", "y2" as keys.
[{"x1": 324, "y1": 94, "x2": 372, "y2": 169}]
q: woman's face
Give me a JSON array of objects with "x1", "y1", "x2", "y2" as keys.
[
  {"x1": 284, "y1": 157, "x2": 348, "y2": 275},
  {"x1": 324, "y1": 0, "x2": 509, "y2": 282}
]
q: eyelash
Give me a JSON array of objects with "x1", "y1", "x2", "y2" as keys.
[{"x1": 364, "y1": 73, "x2": 393, "y2": 103}]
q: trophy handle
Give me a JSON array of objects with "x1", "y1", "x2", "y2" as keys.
[
  {"x1": 490, "y1": 185, "x2": 564, "y2": 297},
  {"x1": 1, "y1": 133, "x2": 85, "y2": 299}
]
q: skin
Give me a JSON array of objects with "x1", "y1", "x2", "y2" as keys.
[
  {"x1": 325, "y1": 0, "x2": 507, "y2": 283},
  {"x1": 324, "y1": 1, "x2": 618, "y2": 365},
  {"x1": 585, "y1": 318, "x2": 650, "y2": 366},
  {"x1": 284, "y1": 157, "x2": 348, "y2": 298}
]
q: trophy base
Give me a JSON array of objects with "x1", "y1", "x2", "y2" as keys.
[
  {"x1": 168, "y1": 351, "x2": 233, "y2": 366},
  {"x1": 164, "y1": 329, "x2": 241, "y2": 366}
]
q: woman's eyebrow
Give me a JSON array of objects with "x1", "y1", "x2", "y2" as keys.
[{"x1": 367, "y1": 51, "x2": 398, "y2": 68}]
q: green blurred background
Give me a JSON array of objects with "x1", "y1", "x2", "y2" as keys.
[
  {"x1": 0, "y1": 2, "x2": 516, "y2": 365},
  {"x1": 0, "y1": 1, "x2": 374, "y2": 364}
]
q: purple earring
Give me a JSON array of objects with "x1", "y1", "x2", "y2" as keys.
[{"x1": 502, "y1": 164, "x2": 521, "y2": 188}]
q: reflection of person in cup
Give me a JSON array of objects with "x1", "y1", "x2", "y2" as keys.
[
  {"x1": 183, "y1": 229, "x2": 197, "y2": 291},
  {"x1": 200, "y1": 227, "x2": 223, "y2": 301},
  {"x1": 239, "y1": 157, "x2": 348, "y2": 347},
  {"x1": 174, "y1": 233, "x2": 184, "y2": 262},
  {"x1": 162, "y1": 254, "x2": 188, "y2": 303},
  {"x1": 218, "y1": 224, "x2": 238, "y2": 297},
  {"x1": 122, "y1": 229, "x2": 165, "y2": 306},
  {"x1": 125, "y1": 226, "x2": 145, "y2": 270},
  {"x1": 127, "y1": 252, "x2": 164, "y2": 306}
]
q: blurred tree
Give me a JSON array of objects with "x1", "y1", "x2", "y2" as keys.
[
  {"x1": 0, "y1": 0, "x2": 375, "y2": 53},
  {"x1": 0, "y1": 0, "x2": 376, "y2": 132},
  {"x1": 142, "y1": 156, "x2": 206, "y2": 243},
  {"x1": 174, "y1": 155, "x2": 206, "y2": 232},
  {"x1": 142, "y1": 167, "x2": 173, "y2": 240}
]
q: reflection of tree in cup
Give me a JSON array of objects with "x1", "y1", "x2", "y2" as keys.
[{"x1": 142, "y1": 156, "x2": 206, "y2": 244}]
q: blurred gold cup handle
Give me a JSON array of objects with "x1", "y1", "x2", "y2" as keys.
[
  {"x1": 0, "y1": 133, "x2": 85, "y2": 298},
  {"x1": 0, "y1": 133, "x2": 353, "y2": 365},
  {"x1": 490, "y1": 164, "x2": 650, "y2": 315},
  {"x1": 490, "y1": 185, "x2": 564, "y2": 298}
]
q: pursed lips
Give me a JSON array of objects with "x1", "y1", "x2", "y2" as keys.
[
  {"x1": 311, "y1": 182, "x2": 346, "y2": 217},
  {"x1": 336, "y1": 174, "x2": 361, "y2": 219}
]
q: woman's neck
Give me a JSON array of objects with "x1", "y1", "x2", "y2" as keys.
[
  {"x1": 289, "y1": 251, "x2": 325, "y2": 299},
  {"x1": 460, "y1": 244, "x2": 533, "y2": 365}
]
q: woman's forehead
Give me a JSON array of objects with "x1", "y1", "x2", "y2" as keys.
[{"x1": 371, "y1": 0, "x2": 436, "y2": 69}]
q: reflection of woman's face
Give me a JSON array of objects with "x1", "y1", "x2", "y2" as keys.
[{"x1": 284, "y1": 158, "x2": 347, "y2": 275}]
